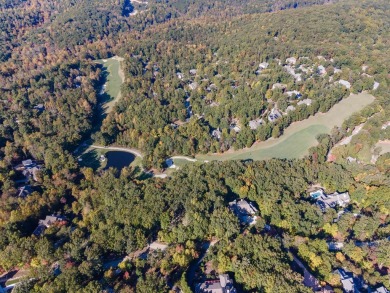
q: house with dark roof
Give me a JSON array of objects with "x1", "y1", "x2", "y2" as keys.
[
  {"x1": 196, "y1": 274, "x2": 237, "y2": 293},
  {"x1": 17, "y1": 185, "x2": 32, "y2": 198},
  {"x1": 317, "y1": 192, "x2": 350, "y2": 211},
  {"x1": 229, "y1": 199, "x2": 258, "y2": 225},
  {"x1": 310, "y1": 189, "x2": 350, "y2": 212},
  {"x1": 33, "y1": 215, "x2": 65, "y2": 237}
]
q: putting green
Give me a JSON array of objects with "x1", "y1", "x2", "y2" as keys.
[{"x1": 197, "y1": 92, "x2": 376, "y2": 161}]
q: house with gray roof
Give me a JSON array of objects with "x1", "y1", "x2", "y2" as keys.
[
  {"x1": 335, "y1": 268, "x2": 364, "y2": 293},
  {"x1": 297, "y1": 99, "x2": 312, "y2": 106},
  {"x1": 315, "y1": 191, "x2": 350, "y2": 212},
  {"x1": 272, "y1": 83, "x2": 287, "y2": 90},
  {"x1": 17, "y1": 185, "x2": 32, "y2": 198},
  {"x1": 268, "y1": 109, "x2": 282, "y2": 122},
  {"x1": 229, "y1": 199, "x2": 258, "y2": 225},
  {"x1": 285, "y1": 90, "x2": 302, "y2": 98},
  {"x1": 371, "y1": 286, "x2": 389, "y2": 293},
  {"x1": 248, "y1": 118, "x2": 263, "y2": 130},
  {"x1": 327, "y1": 242, "x2": 344, "y2": 251},
  {"x1": 176, "y1": 72, "x2": 184, "y2": 80},
  {"x1": 259, "y1": 62, "x2": 269, "y2": 69},
  {"x1": 337, "y1": 80, "x2": 351, "y2": 89},
  {"x1": 286, "y1": 57, "x2": 297, "y2": 65},
  {"x1": 212, "y1": 128, "x2": 222, "y2": 140},
  {"x1": 33, "y1": 215, "x2": 65, "y2": 237},
  {"x1": 23, "y1": 166, "x2": 41, "y2": 182},
  {"x1": 196, "y1": 274, "x2": 237, "y2": 293},
  {"x1": 22, "y1": 159, "x2": 33, "y2": 168},
  {"x1": 317, "y1": 65, "x2": 327, "y2": 76},
  {"x1": 285, "y1": 105, "x2": 296, "y2": 113},
  {"x1": 189, "y1": 82, "x2": 198, "y2": 91}
]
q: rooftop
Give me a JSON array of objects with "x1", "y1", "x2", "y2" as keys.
[
  {"x1": 229, "y1": 199, "x2": 258, "y2": 225},
  {"x1": 196, "y1": 274, "x2": 237, "y2": 293}
]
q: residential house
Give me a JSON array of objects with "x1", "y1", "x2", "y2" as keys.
[
  {"x1": 148, "y1": 241, "x2": 168, "y2": 251},
  {"x1": 268, "y1": 109, "x2": 282, "y2": 122},
  {"x1": 22, "y1": 159, "x2": 33, "y2": 168},
  {"x1": 229, "y1": 199, "x2": 258, "y2": 225},
  {"x1": 314, "y1": 191, "x2": 351, "y2": 212},
  {"x1": 297, "y1": 99, "x2": 312, "y2": 106},
  {"x1": 248, "y1": 118, "x2": 263, "y2": 130},
  {"x1": 189, "y1": 69, "x2": 197, "y2": 75},
  {"x1": 272, "y1": 83, "x2": 287, "y2": 90},
  {"x1": 189, "y1": 82, "x2": 198, "y2": 91},
  {"x1": 176, "y1": 72, "x2": 184, "y2": 80},
  {"x1": 286, "y1": 57, "x2": 297, "y2": 65},
  {"x1": 33, "y1": 104, "x2": 45, "y2": 111},
  {"x1": 327, "y1": 242, "x2": 344, "y2": 251},
  {"x1": 33, "y1": 215, "x2": 65, "y2": 237},
  {"x1": 285, "y1": 65, "x2": 302, "y2": 81},
  {"x1": 196, "y1": 274, "x2": 237, "y2": 293},
  {"x1": 337, "y1": 80, "x2": 351, "y2": 89},
  {"x1": 212, "y1": 128, "x2": 222, "y2": 140},
  {"x1": 256, "y1": 62, "x2": 269, "y2": 74},
  {"x1": 229, "y1": 119, "x2": 241, "y2": 133},
  {"x1": 230, "y1": 125, "x2": 241, "y2": 133},
  {"x1": 285, "y1": 90, "x2": 302, "y2": 99},
  {"x1": 259, "y1": 62, "x2": 269, "y2": 70},
  {"x1": 334, "y1": 68, "x2": 342, "y2": 74},
  {"x1": 285, "y1": 105, "x2": 296, "y2": 113},
  {"x1": 206, "y1": 84, "x2": 218, "y2": 92},
  {"x1": 335, "y1": 268, "x2": 363, "y2": 293},
  {"x1": 17, "y1": 185, "x2": 32, "y2": 198},
  {"x1": 23, "y1": 166, "x2": 41, "y2": 182},
  {"x1": 299, "y1": 64, "x2": 311, "y2": 73},
  {"x1": 317, "y1": 65, "x2": 327, "y2": 75},
  {"x1": 373, "y1": 81, "x2": 380, "y2": 90},
  {"x1": 371, "y1": 286, "x2": 389, "y2": 293}
]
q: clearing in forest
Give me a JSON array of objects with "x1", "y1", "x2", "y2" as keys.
[
  {"x1": 197, "y1": 92, "x2": 376, "y2": 161},
  {"x1": 98, "y1": 56, "x2": 125, "y2": 114}
]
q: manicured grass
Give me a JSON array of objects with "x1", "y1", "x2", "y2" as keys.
[
  {"x1": 172, "y1": 158, "x2": 194, "y2": 168},
  {"x1": 97, "y1": 56, "x2": 124, "y2": 114},
  {"x1": 197, "y1": 92, "x2": 376, "y2": 161},
  {"x1": 78, "y1": 148, "x2": 107, "y2": 170}
]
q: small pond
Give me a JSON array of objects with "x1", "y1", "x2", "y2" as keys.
[{"x1": 104, "y1": 151, "x2": 135, "y2": 171}]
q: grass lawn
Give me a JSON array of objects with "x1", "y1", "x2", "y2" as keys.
[
  {"x1": 197, "y1": 92, "x2": 376, "y2": 161},
  {"x1": 97, "y1": 56, "x2": 124, "y2": 114},
  {"x1": 172, "y1": 158, "x2": 195, "y2": 168}
]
